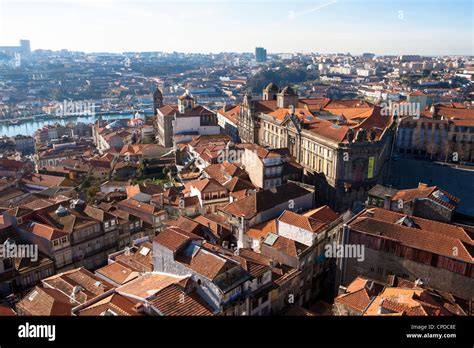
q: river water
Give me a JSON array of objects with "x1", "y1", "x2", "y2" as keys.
[{"x1": 0, "y1": 114, "x2": 137, "y2": 137}]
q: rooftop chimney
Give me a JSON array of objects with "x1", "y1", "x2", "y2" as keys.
[{"x1": 383, "y1": 194, "x2": 392, "y2": 210}]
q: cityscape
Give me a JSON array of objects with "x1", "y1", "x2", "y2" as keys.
[{"x1": 0, "y1": 0, "x2": 472, "y2": 346}]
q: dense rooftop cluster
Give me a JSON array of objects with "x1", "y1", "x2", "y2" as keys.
[{"x1": 0, "y1": 48, "x2": 472, "y2": 317}]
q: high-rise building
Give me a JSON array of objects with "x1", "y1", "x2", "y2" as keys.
[
  {"x1": 255, "y1": 47, "x2": 267, "y2": 62},
  {"x1": 362, "y1": 52, "x2": 375, "y2": 59},
  {"x1": 20, "y1": 40, "x2": 31, "y2": 54},
  {"x1": 0, "y1": 39, "x2": 30, "y2": 57}
]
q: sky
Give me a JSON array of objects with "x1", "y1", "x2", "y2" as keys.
[{"x1": 0, "y1": 0, "x2": 472, "y2": 55}]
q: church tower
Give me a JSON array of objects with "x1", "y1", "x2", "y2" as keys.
[
  {"x1": 177, "y1": 91, "x2": 195, "y2": 114},
  {"x1": 277, "y1": 85, "x2": 299, "y2": 108},
  {"x1": 238, "y1": 90, "x2": 258, "y2": 144},
  {"x1": 153, "y1": 86, "x2": 164, "y2": 115},
  {"x1": 263, "y1": 82, "x2": 279, "y2": 100}
]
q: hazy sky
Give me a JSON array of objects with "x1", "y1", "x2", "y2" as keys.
[{"x1": 0, "y1": 0, "x2": 472, "y2": 55}]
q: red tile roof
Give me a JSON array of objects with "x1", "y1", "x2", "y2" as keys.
[
  {"x1": 351, "y1": 208, "x2": 474, "y2": 263},
  {"x1": 78, "y1": 293, "x2": 144, "y2": 316},
  {"x1": 153, "y1": 227, "x2": 203, "y2": 252},
  {"x1": 217, "y1": 105, "x2": 240, "y2": 124},
  {"x1": 335, "y1": 277, "x2": 383, "y2": 313},
  {"x1": 17, "y1": 287, "x2": 74, "y2": 316},
  {"x1": 303, "y1": 205, "x2": 339, "y2": 223},
  {"x1": 149, "y1": 284, "x2": 214, "y2": 316},
  {"x1": 393, "y1": 185, "x2": 459, "y2": 210},
  {"x1": 175, "y1": 247, "x2": 231, "y2": 281}
]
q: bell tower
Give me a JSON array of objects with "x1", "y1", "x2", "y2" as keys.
[{"x1": 153, "y1": 86, "x2": 164, "y2": 115}]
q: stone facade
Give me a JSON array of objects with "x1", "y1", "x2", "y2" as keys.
[
  {"x1": 238, "y1": 84, "x2": 395, "y2": 211},
  {"x1": 342, "y1": 247, "x2": 473, "y2": 301}
]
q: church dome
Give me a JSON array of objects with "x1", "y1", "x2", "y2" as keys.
[
  {"x1": 178, "y1": 91, "x2": 194, "y2": 101},
  {"x1": 280, "y1": 85, "x2": 296, "y2": 96},
  {"x1": 264, "y1": 82, "x2": 279, "y2": 92}
]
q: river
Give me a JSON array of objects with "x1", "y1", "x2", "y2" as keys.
[{"x1": 0, "y1": 114, "x2": 139, "y2": 137}]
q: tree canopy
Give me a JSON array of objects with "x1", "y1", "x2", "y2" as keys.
[{"x1": 247, "y1": 66, "x2": 318, "y2": 92}]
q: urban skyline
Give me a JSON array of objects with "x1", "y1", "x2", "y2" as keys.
[
  {"x1": 0, "y1": 0, "x2": 472, "y2": 344},
  {"x1": 0, "y1": 0, "x2": 472, "y2": 55}
]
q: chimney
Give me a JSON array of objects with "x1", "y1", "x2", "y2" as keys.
[
  {"x1": 369, "y1": 128, "x2": 377, "y2": 141},
  {"x1": 414, "y1": 278, "x2": 424, "y2": 288},
  {"x1": 346, "y1": 128, "x2": 355, "y2": 143},
  {"x1": 418, "y1": 182, "x2": 428, "y2": 189},
  {"x1": 338, "y1": 286, "x2": 348, "y2": 295},
  {"x1": 386, "y1": 274, "x2": 395, "y2": 286},
  {"x1": 134, "y1": 302, "x2": 145, "y2": 314},
  {"x1": 365, "y1": 280, "x2": 374, "y2": 292},
  {"x1": 383, "y1": 194, "x2": 392, "y2": 210}
]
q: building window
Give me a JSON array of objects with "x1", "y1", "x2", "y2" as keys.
[{"x1": 252, "y1": 298, "x2": 259, "y2": 309}]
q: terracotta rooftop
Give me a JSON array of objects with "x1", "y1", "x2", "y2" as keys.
[
  {"x1": 221, "y1": 182, "x2": 311, "y2": 219},
  {"x1": 335, "y1": 276, "x2": 384, "y2": 314},
  {"x1": 0, "y1": 303, "x2": 16, "y2": 316},
  {"x1": 278, "y1": 210, "x2": 327, "y2": 233},
  {"x1": 392, "y1": 185, "x2": 459, "y2": 210},
  {"x1": 186, "y1": 178, "x2": 227, "y2": 193},
  {"x1": 175, "y1": 246, "x2": 230, "y2": 280},
  {"x1": 217, "y1": 104, "x2": 240, "y2": 125},
  {"x1": 117, "y1": 272, "x2": 187, "y2": 300},
  {"x1": 17, "y1": 286, "x2": 74, "y2": 316},
  {"x1": 149, "y1": 284, "x2": 214, "y2": 316},
  {"x1": 153, "y1": 227, "x2": 203, "y2": 253},
  {"x1": 95, "y1": 262, "x2": 139, "y2": 286},
  {"x1": 350, "y1": 208, "x2": 474, "y2": 263},
  {"x1": 77, "y1": 292, "x2": 144, "y2": 316},
  {"x1": 364, "y1": 287, "x2": 467, "y2": 316},
  {"x1": 263, "y1": 233, "x2": 311, "y2": 257},
  {"x1": 20, "y1": 220, "x2": 67, "y2": 241},
  {"x1": 302, "y1": 205, "x2": 339, "y2": 223},
  {"x1": 114, "y1": 242, "x2": 154, "y2": 273},
  {"x1": 247, "y1": 219, "x2": 278, "y2": 240},
  {"x1": 165, "y1": 216, "x2": 202, "y2": 235},
  {"x1": 42, "y1": 267, "x2": 115, "y2": 304},
  {"x1": 21, "y1": 173, "x2": 68, "y2": 188}
]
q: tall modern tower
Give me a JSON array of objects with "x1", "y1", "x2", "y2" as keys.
[
  {"x1": 255, "y1": 47, "x2": 267, "y2": 63},
  {"x1": 19, "y1": 40, "x2": 31, "y2": 54}
]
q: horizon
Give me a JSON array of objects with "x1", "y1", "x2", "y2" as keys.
[{"x1": 0, "y1": 0, "x2": 472, "y2": 56}]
